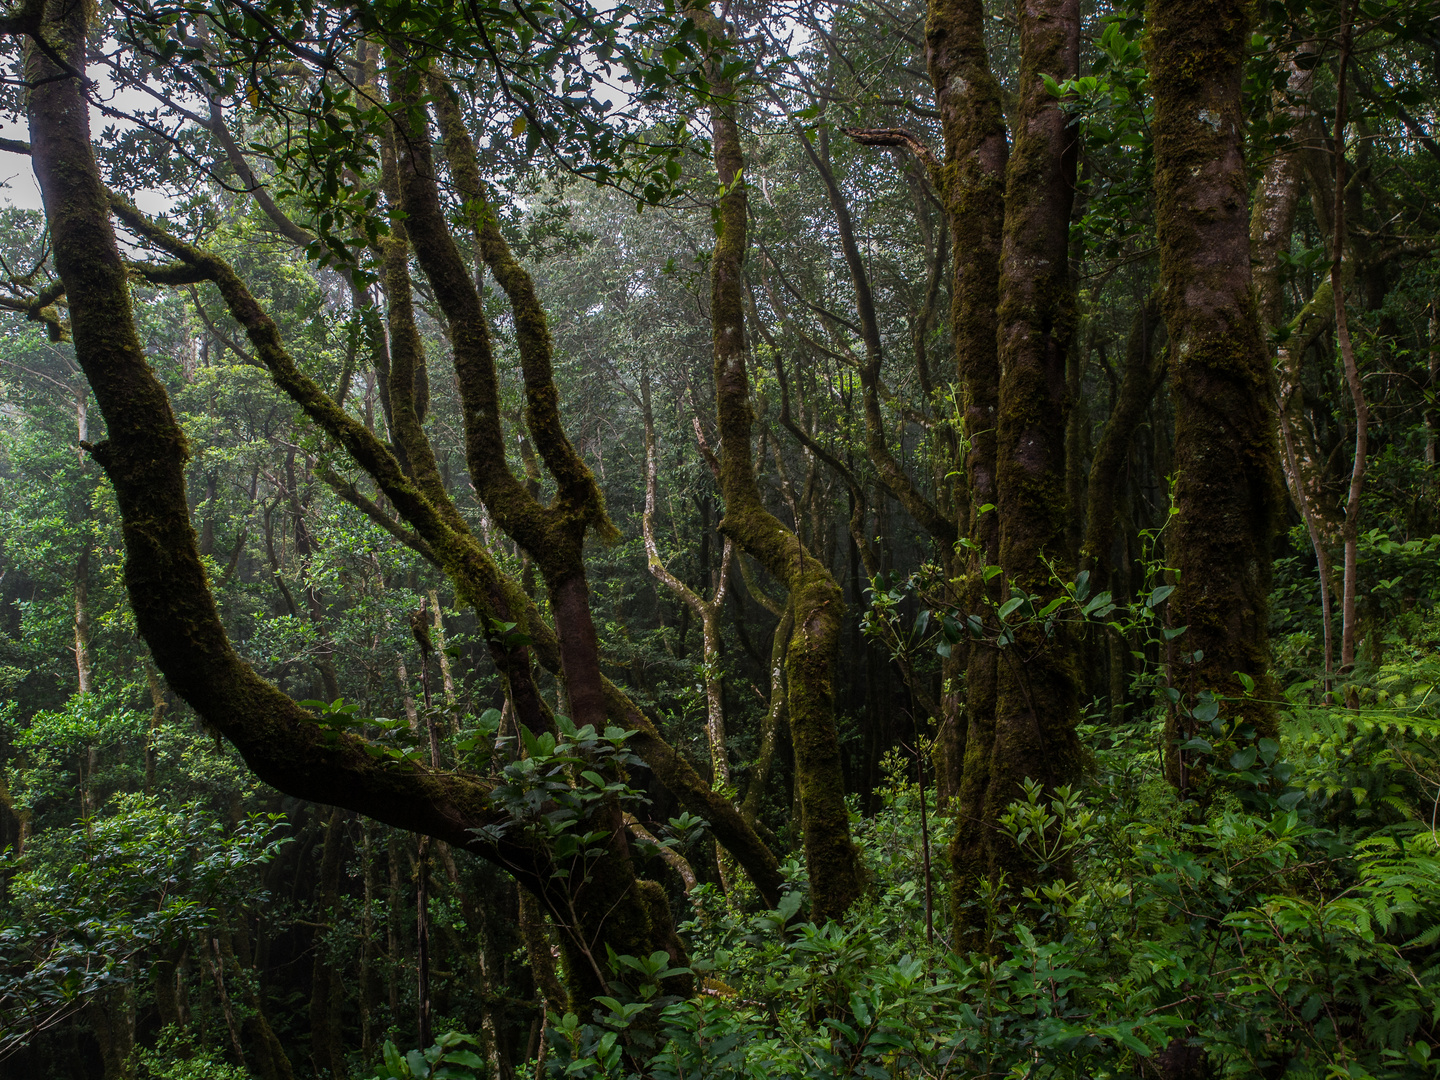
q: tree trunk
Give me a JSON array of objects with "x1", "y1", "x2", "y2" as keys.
[
  {"x1": 74, "y1": 539, "x2": 93, "y2": 694},
  {"x1": 309, "y1": 808, "x2": 348, "y2": 1080},
  {"x1": 217, "y1": 930, "x2": 295, "y2": 1080},
  {"x1": 416, "y1": 835, "x2": 432, "y2": 1049},
  {"x1": 923, "y1": 0, "x2": 1010, "y2": 820},
  {"x1": 642, "y1": 371, "x2": 734, "y2": 793},
  {"x1": 86, "y1": 987, "x2": 134, "y2": 1080},
  {"x1": 1150, "y1": 0, "x2": 1283, "y2": 792},
  {"x1": 1330, "y1": 8, "x2": 1368, "y2": 695},
  {"x1": 1427, "y1": 301, "x2": 1438, "y2": 468},
  {"x1": 388, "y1": 58, "x2": 689, "y2": 996},
  {"x1": 286, "y1": 452, "x2": 341, "y2": 702},
  {"x1": 359, "y1": 821, "x2": 378, "y2": 1058},
  {"x1": 947, "y1": 0, "x2": 1084, "y2": 938},
  {"x1": 1249, "y1": 47, "x2": 1339, "y2": 694},
  {"x1": 1081, "y1": 295, "x2": 1164, "y2": 590},
  {"x1": 428, "y1": 589, "x2": 457, "y2": 709},
  {"x1": 518, "y1": 890, "x2": 566, "y2": 1014},
  {"x1": 743, "y1": 604, "x2": 792, "y2": 827},
  {"x1": 697, "y1": 2, "x2": 862, "y2": 923}
]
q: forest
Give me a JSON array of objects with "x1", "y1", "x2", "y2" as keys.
[{"x1": 0, "y1": 0, "x2": 1437, "y2": 1075}]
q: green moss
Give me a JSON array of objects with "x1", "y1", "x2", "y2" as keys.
[
  {"x1": 941, "y1": 0, "x2": 1085, "y2": 942},
  {"x1": 699, "y1": 55, "x2": 863, "y2": 922},
  {"x1": 1148, "y1": 0, "x2": 1282, "y2": 768}
]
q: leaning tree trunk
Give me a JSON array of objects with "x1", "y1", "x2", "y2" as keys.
[
  {"x1": 385, "y1": 55, "x2": 683, "y2": 1000},
  {"x1": 1150, "y1": 0, "x2": 1282, "y2": 789},
  {"x1": 21, "y1": 0, "x2": 687, "y2": 1016},
  {"x1": 697, "y1": 1, "x2": 862, "y2": 923}
]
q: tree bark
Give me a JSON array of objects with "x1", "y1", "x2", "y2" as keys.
[
  {"x1": 1250, "y1": 46, "x2": 1339, "y2": 693},
  {"x1": 1427, "y1": 301, "x2": 1438, "y2": 468},
  {"x1": 24, "y1": 5, "x2": 630, "y2": 1007},
  {"x1": 642, "y1": 371, "x2": 734, "y2": 792},
  {"x1": 923, "y1": 0, "x2": 1009, "y2": 831},
  {"x1": 946, "y1": 0, "x2": 1084, "y2": 937},
  {"x1": 73, "y1": 539, "x2": 93, "y2": 694},
  {"x1": 309, "y1": 807, "x2": 348, "y2": 1080},
  {"x1": 1150, "y1": 0, "x2": 1283, "y2": 791},
  {"x1": 697, "y1": 3, "x2": 862, "y2": 923},
  {"x1": 1081, "y1": 294, "x2": 1164, "y2": 589},
  {"x1": 1330, "y1": 6, "x2": 1368, "y2": 691},
  {"x1": 386, "y1": 60, "x2": 689, "y2": 993},
  {"x1": 743, "y1": 604, "x2": 792, "y2": 827}
]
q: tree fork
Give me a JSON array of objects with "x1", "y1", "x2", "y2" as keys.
[{"x1": 22, "y1": 5, "x2": 708, "y2": 1008}]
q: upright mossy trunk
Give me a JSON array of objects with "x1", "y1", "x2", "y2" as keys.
[
  {"x1": 309, "y1": 808, "x2": 348, "y2": 1080},
  {"x1": 924, "y1": 0, "x2": 1007, "y2": 819},
  {"x1": 1149, "y1": 0, "x2": 1282, "y2": 787},
  {"x1": 949, "y1": 0, "x2": 1083, "y2": 940},
  {"x1": 698, "y1": 3, "x2": 862, "y2": 923}
]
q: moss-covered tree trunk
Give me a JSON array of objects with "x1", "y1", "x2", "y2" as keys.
[
  {"x1": 923, "y1": 0, "x2": 1008, "y2": 823},
  {"x1": 1149, "y1": 0, "x2": 1282, "y2": 787},
  {"x1": 309, "y1": 808, "x2": 348, "y2": 1080},
  {"x1": 698, "y1": 3, "x2": 862, "y2": 923},
  {"x1": 383, "y1": 58, "x2": 684, "y2": 1001},
  {"x1": 419, "y1": 74, "x2": 781, "y2": 911},
  {"x1": 943, "y1": 0, "x2": 1083, "y2": 939}
]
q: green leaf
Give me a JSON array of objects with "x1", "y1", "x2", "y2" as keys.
[{"x1": 383, "y1": 1041, "x2": 408, "y2": 1078}]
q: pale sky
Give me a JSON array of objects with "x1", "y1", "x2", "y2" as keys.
[{"x1": 1, "y1": 61, "x2": 177, "y2": 214}]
